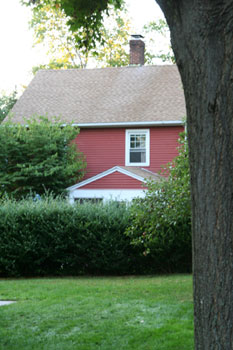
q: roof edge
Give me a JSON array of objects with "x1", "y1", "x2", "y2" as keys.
[
  {"x1": 67, "y1": 166, "x2": 146, "y2": 191},
  {"x1": 62, "y1": 120, "x2": 184, "y2": 128}
]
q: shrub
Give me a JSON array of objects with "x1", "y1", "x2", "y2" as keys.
[
  {"x1": 0, "y1": 116, "x2": 86, "y2": 199},
  {"x1": 125, "y1": 133, "x2": 192, "y2": 273},
  {"x1": 0, "y1": 89, "x2": 17, "y2": 123},
  {"x1": 0, "y1": 197, "x2": 145, "y2": 277}
]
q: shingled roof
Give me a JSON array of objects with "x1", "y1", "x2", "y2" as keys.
[{"x1": 10, "y1": 65, "x2": 185, "y2": 125}]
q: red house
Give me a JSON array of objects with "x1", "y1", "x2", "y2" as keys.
[{"x1": 10, "y1": 36, "x2": 185, "y2": 202}]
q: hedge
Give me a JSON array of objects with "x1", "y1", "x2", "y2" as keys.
[
  {"x1": 0, "y1": 198, "x2": 143, "y2": 277},
  {"x1": 0, "y1": 198, "x2": 191, "y2": 277}
]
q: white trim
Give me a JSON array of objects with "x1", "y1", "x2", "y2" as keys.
[
  {"x1": 67, "y1": 166, "x2": 146, "y2": 191},
  {"x1": 68, "y1": 189, "x2": 146, "y2": 203},
  {"x1": 125, "y1": 129, "x2": 150, "y2": 167},
  {"x1": 20, "y1": 120, "x2": 184, "y2": 129},
  {"x1": 61, "y1": 120, "x2": 184, "y2": 128}
]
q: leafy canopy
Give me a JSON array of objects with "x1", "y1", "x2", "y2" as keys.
[
  {"x1": 24, "y1": 1, "x2": 173, "y2": 68},
  {"x1": 22, "y1": 0, "x2": 124, "y2": 49},
  {"x1": 94, "y1": 10, "x2": 131, "y2": 67},
  {"x1": 29, "y1": 1, "x2": 131, "y2": 72},
  {"x1": 143, "y1": 19, "x2": 175, "y2": 64},
  {"x1": 29, "y1": 0, "x2": 94, "y2": 69},
  {"x1": 0, "y1": 116, "x2": 86, "y2": 199}
]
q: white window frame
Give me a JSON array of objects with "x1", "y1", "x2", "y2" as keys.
[{"x1": 125, "y1": 129, "x2": 150, "y2": 166}]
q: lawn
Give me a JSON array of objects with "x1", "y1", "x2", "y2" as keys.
[{"x1": 0, "y1": 275, "x2": 194, "y2": 350}]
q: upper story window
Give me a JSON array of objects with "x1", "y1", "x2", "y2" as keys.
[{"x1": 125, "y1": 129, "x2": 150, "y2": 166}]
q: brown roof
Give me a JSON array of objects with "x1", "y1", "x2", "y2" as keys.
[{"x1": 9, "y1": 65, "x2": 185, "y2": 125}]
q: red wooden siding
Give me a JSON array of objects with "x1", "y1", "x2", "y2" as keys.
[
  {"x1": 74, "y1": 126, "x2": 183, "y2": 181},
  {"x1": 80, "y1": 171, "x2": 147, "y2": 189}
]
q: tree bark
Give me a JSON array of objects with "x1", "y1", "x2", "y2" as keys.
[{"x1": 155, "y1": 0, "x2": 233, "y2": 348}]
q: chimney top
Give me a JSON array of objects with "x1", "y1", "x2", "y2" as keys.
[
  {"x1": 130, "y1": 34, "x2": 144, "y2": 40},
  {"x1": 129, "y1": 35, "x2": 145, "y2": 66}
]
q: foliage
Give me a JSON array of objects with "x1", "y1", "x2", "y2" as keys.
[
  {"x1": 0, "y1": 198, "x2": 142, "y2": 277},
  {"x1": 23, "y1": 1, "x2": 173, "y2": 67},
  {"x1": 125, "y1": 133, "x2": 192, "y2": 272},
  {"x1": 29, "y1": 1, "x2": 132, "y2": 71},
  {"x1": 95, "y1": 10, "x2": 130, "y2": 67},
  {"x1": 29, "y1": 0, "x2": 92, "y2": 69},
  {"x1": 0, "y1": 117, "x2": 85, "y2": 199},
  {"x1": 143, "y1": 19, "x2": 175, "y2": 64},
  {"x1": 25, "y1": 1, "x2": 173, "y2": 70},
  {"x1": 0, "y1": 89, "x2": 17, "y2": 123},
  {"x1": 0, "y1": 194, "x2": 191, "y2": 277},
  {"x1": 32, "y1": 60, "x2": 79, "y2": 75},
  {"x1": 22, "y1": 0, "x2": 124, "y2": 51}
]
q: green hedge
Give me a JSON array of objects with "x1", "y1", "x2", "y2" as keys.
[
  {"x1": 0, "y1": 198, "x2": 191, "y2": 277},
  {"x1": 0, "y1": 198, "x2": 144, "y2": 277}
]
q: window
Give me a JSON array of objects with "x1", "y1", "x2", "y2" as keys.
[
  {"x1": 125, "y1": 129, "x2": 150, "y2": 166},
  {"x1": 74, "y1": 198, "x2": 103, "y2": 204}
]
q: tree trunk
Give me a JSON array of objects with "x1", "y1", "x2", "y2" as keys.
[{"x1": 156, "y1": 0, "x2": 233, "y2": 348}]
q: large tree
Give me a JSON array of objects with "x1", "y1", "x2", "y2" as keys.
[
  {"x1": 156, "y1": 2, "x2": 233, "y2": 349},
  {"x1": 24, "y1": 1, "x2": 233, "y2": 348}
]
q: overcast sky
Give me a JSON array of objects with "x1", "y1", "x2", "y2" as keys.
[{"x1": 0, "y1": 0, "x2": 164, "y2": 93}]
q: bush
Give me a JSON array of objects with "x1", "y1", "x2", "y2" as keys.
[
  {"x1": 0, "y1": 116, "x2": 86, "y2": 199},
  {"x1": 0, "y1": 89, "x2": 17, "y2": 123},
  {"x1": 125, "y1": 133, "x2": 192, "y2": 273},
  {"x1": 0, "y1": 197, "x2": 146, "y2": 277}
]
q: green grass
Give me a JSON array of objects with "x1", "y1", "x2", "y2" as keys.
[{"x1": 0, "y1": 275, "x2": 194, "y2": 350}]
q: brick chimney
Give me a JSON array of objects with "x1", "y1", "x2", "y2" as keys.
[{"x1": 129, "y1": 35, "x2": 145, "y2": 66}]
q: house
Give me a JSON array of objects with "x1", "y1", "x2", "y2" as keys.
[{"x1": 10, "y1": 36, "x2": 186, "y2": 202}]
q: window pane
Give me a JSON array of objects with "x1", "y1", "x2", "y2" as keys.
[
  {"x1": 130, "y1": 150, "x2": 146, "y2": 163},
  {"x1": 141, "y1": 151, "x2": 146, "y2": 162},
  {"x1": 141, "y1": 140, "x2": 146, "y2": 148},
  {"x1": 130, "y1": 151, "x2": 141, "y2": 163},
  {"x1": 130, "y1": 135, "x2": 136, "y2": 142},
  {"x1": 140, "y1": 135, "x2": 146, "y2": 147}
]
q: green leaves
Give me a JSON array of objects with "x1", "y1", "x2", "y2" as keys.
[
  {"x1": 0, "y1": 195, "x2": 190, "y2": 277},
  {"x1": 0, "y1": 116, "x2": 86, "y2": 199},
  {"x1": 143, "y1": 19, "x2": 175, "y2": 64},
  {"x1": 28, "y1": 0, "x2": 131, "y2": 71},
  {"x1": 125, "y1": 132, "x2": 192, "y2": 272},
  {"x1": 23, "y1": 0, "x2": 124, "y2": 53},
  {"x1": 95, "y1": 9, "x2": 131, "y2": 67},
  {"x1": 0, "y1": 199, "x2": 138, "y2": 277},
  {"x1": 0, "y1": 89, "x2": 17, "y2": 123}
]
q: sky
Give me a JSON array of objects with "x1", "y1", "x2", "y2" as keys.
[{"x1": 0, "y1": 0, "x2": 164, "y2": 94}]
